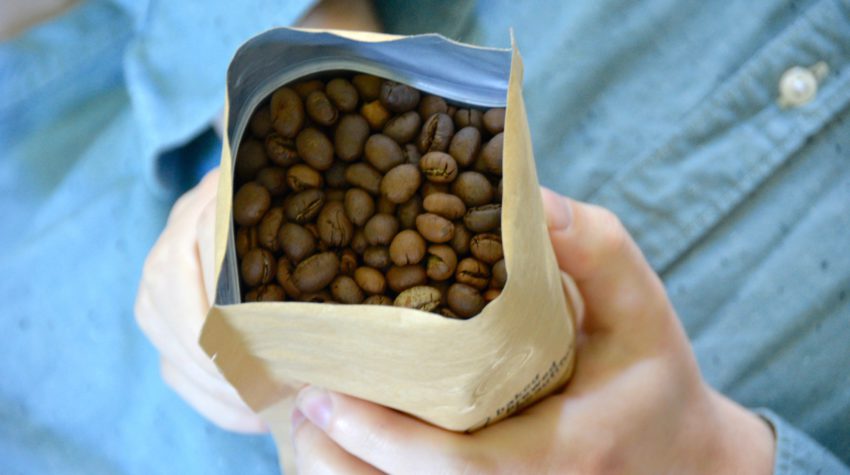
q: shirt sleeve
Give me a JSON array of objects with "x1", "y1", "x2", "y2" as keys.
[{"x1": 755, "y1": 408, "x2": 850, "y2": 475}]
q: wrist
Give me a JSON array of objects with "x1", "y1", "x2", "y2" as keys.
[{"x1": 703, "y1": 388, "x2": 775, "y2": 475}]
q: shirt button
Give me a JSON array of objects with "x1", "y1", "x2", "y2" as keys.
[{"x1": 778, "y1": 62, "x2": 829, "y2": 108}]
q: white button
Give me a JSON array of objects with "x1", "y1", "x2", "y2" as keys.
[{"x1": 778, "y1": 62, "x2": 828, "y2": 108}]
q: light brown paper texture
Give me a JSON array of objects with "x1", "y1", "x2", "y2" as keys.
[{"x1": 200, "y1": 29, "x2": 578, "y2": 474}]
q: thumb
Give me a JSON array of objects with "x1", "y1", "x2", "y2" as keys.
[{"x1": 540, "y1": 187, "x2": 675, "y2": 340}]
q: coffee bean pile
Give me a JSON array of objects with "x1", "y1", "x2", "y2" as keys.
[{"x1": 233, "y1": 73, "x2": 505, "y2": 319}]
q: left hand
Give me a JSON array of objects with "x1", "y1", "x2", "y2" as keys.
[{"x1": 290, "y1": 189, "x2": 775, "y2": 474}]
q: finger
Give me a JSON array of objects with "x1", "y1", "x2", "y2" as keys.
[
  {"x1": 161, "y1": 358, "x2": 267, "y2": 433},
  {"x1": 293, "y1": 414, "x2": 382, "y2": 475},
  {"x1": 296, "y1": 387, "x2": 474, "y2": 475},
  {"x1": 540, "y1": 188, "x2": 673, "y2": 338},
  {"x1": 196, "y1": 193, "x2": 218, "y2": 308},
  {"x1": 136, "y1": 244, "x2": 223, "y2": 384}
]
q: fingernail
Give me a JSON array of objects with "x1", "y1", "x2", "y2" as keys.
[
  {"x1": 541, "y1": 187, "x2": 572, "y2": 231},
  {"x1": 296, "y1": 386, "x2": 332, "y2": 430},
  {"x1": 291, "y1": 408, "x2": 306, "y2": 435}
]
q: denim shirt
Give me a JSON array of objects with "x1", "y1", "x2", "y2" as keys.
[{"x1": 1, "y1": 0, "x2": 848, "y2": 474}]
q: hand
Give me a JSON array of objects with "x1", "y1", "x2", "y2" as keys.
[
  {"x1": 135, "y1": 168, "x2": 266, "y2": 433},
  {"x1": 290, "y1": 188, "x2": 776, "y2": 474}
]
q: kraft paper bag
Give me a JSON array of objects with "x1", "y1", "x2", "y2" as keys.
[{"x1": 200, "y1": 28, "x2": 579, "y2": 474}]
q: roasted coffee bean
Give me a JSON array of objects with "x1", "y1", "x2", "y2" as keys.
[
  {"x1": 354, "y1": 267, "x2": 386, "y2": 295},
  {"x1": 293, "y1": 79, "x2": 324, "y2": 99},
  {"x1": 331, "y1": 275, "x2": 365, "y2": 303},
  {"x1": 269, "y1": 87, "x2": 304, "y2": 138},
  {"x1": 418, "y1": 95, "x2": 448, "y2": 119},
  {"x1": 482, "y1": 108, "x2": 506, "y2": 135},
  {"x1": 364, "y1": 213, "x2": 399, "y2": 246},
  {"x1": 421, "y1": 181, "x2": 450, "y2": 198},
  {"x1": 481, "y1": 132, "x2": 504, "y2": 175},
  {"x1": 278, "y1": 223, "x2": 316, "y2": 263},
  {"x1": 456, "y1": 257, "x2": 490, "y2": 290},
  {"x1": 345, "y1": 162, "x2": 382, "y2": 195},
  {"x1": 363, "y1": 246, "x2": 392, "y2": 270},
  {"x1": 394, "y1": 286, "x2": 441, "y2": 312},
  {"x1": 453, "y1": 108, "x2": 484, "y2": 131},
  {"x1": 439, "y1": 307, "x2": 460, "y2": 319},
  {"x1": 324, "y1": 161, "x2": 347, "y2": 189},
  {"x1": 470, "y1": 233, "x2": 503, "y2": 264},
  {"x1": 450, "y1": 223, "x2": 472, "y2": 255},
  {"x1": 491, "y1": 259, "x2": 507, "y2": 289},
  {"x1": 381, "y1": 164, "x2": 421, "y2": 204},
  {"x1": 255, "y1": 284, "x2": 286, "y2": 302},
  {"x1": 265, "y1": 133, "x2": 299, "y2": 167},
  {"x1": 403, "y1": 144, "x2": 421, "y2": 166},
  {"x1": 237, "y1": 76, "x2": 506, "y2": 316},
  {"x1": 419, "y1": 152, "x2": 458, "y2": 184},
  {"x1": 423, "y1": 193, "x2": 466, "y2": 220},
  {"x1": 241, "y1": 248, "x2": 277, "y2": 287},
  {"x1": 258, "y1": 207, "x2": 285, "y2": 252},
  {"x1": 235, "y1": 140, "x2": 268, "y2": 184},
  {"x1": 483, "y1": 288, "x2": 501, "y2": 302},
  {"x1": 305, "y1": 90, "x2": 339, "y2": 126},
  {"x1": 296, "y1": 128, "x2": 334, "y2": 171},
  {"x1": 301, "y1": 290, "x2": 334, "y2": 303},
  {"x1": 464, "y1": 204, "x2": 501, "y2": 233},
  {"x1": 234, "y1": 182, "x2": 271, "y2": 226},
  {"x1": 380, "y1": 80, "x2": 420, "y2": 113},
  {"x1": 256, "y1": 167, "x2": 288, "y2": 195},
  {"x1": 326, "y1": 78, "x2": 359, "y2": 112},
  {"x1": 334, "y1": 114, "x2": 370, "y2": 161},
  {"x1": 447, "y1": 283, "x2": 485, "y2": 318},
  {"x1": 386, "y1": 265, "x2": 427, "y2": 293},
  {"x1": 448, "y1": 126, "x2": 481, "y2": 168},
  {"x1": 415, "y1": 213, "x2": 454, "y2": 243},
  {"x1": 352, "y1": 74, "x2": 382, "y2": 101},
  {"x1": 305, "y1": 223, "x2": 320, "y2": 240},
  {"x1": 284, "y1": 189, "x2": 324, "y2": 223},
  {"x1": 426, "y1": 245, "x2": 457, "y2": 281},
  {"x1": 396, "y1": 196, "x2": 422, "y2": 229},
  {"x1": 317, "y1": 201, "x2": 353, "y2": 247},
  {"x1": 382, "y1": 111, "x2": 421, "y2": 144},
  {"x1": 351, "y1": 229, "x2": 368, "y2": 254},
  {"x1": 364, "y1": 134, "x2": 404, "y2": 172},
  {"x1": 344, "y1": 188, "x2": 375, "y2": 226},
  {"x1": 250, "y1": 105, "x2": 272, "y2": 138},
  {"x1": 287, "y1": 164, "x2": 323, "y2": 191},
  {"x1": 389, "y1": 230, "x2": 426, "y2": 266},
  {"x1": 417, "y1": 113, "x2": 454, "y2": 153},
  {"x1": 339, "y1": 249, "x2": 358, "y2": 276},
  {"x1": 360, "y1": 100, "x2": 391, "y2": 130},
  {"x1": 276, "y1": 257, "x2": 302, "y2": 298},
  {"x1": 292, "y1": 252, "x2": 339, "y2": 293},
  {"x1": 430, "y1": 280, "x2": 451, "y2": 306},
  {"x1": 236, "y1": 226, "x2": 259, "y2": 258},
  {"x1": 452, "y1": 171, "x2": 494, "y2": 207},
  {"x1": 363, "y1": 294, "x2": 393, "y2": 305}
]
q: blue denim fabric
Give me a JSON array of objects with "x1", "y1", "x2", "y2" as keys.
[{"x1": 0, "y1": 0, "x2": 847, "y2": 474}]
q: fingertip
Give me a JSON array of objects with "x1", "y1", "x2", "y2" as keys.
[
  {"x1": 541, "y1": 187, "x2": 573, "y2": 231},
  {"x1": 296, "y1": 386, "x2": 333, "y2": 431}
]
